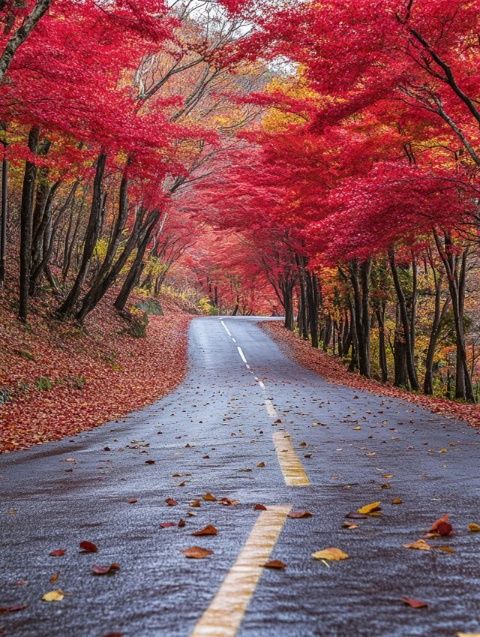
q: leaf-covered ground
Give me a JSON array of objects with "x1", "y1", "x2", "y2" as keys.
[
  {"x1": 0, "y1": 289, "x2": 192, "y2": 453},
  {"x1": 263, "y1": 322, "x2": 480, "y2": 431}
]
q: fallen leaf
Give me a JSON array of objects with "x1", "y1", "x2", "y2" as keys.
[
  {"x1": 357, "y1": 501, "x2": 382, "y2": 515},
  {"x1": 288, "y1": 511, "x2": 313, "y2": 519},
  {"x1": 428, "y1": 514, "x2": 453, "y2": 537},
  {"x1": 178, "y1": 519, "x2": 186, "y2": 528},
  {"x1": 404, "y1": 539, "x2": 431, "y2": 551},
  {"x1": 42, "y1": 590, "x2": 64, "y2": 602},
  {"x1": 219, "y1": 498, "x2": 239, "y2": 506},
  {"x1": 401, "y1": 596, "x2": 428, "y2": 609},
  {"x1": 182, "y1": 546, "x2": 213, "y2": 559},
  {"x1": 468, "y1": 523, "x2": 480, "y2": 533},
  {"x1": 437, "y1": 545, "x2": 455, "y2": 554},
  {"x1": 79, "y1": 541, "x2": 98, "y2": 553},
  {"x1": 257, "y1": 462, "x2": 266, "y2": 468},
  {"x1": 203, "y1": 492, "x2": 217, "y2": 502},
  {"x1": 254, "y1": 504, "x2": 267, "y2": 511},
  {"x1": 0, "y1": 605, "x2": 28, "y2": 614},
  {"x1": 342, "y1": 522, "x2": 359, "y2": 530},
  {"x1": 49, "y1": 573, "x2": 59, "y2": 584},
  {"x1": 145, "y1": 460, "x2": 155, "y2": 465},
  {"x1": 165, "y1": 498, "x2": 178, "y2": 507},
  {"x1": 264, "y1": 559, "x2": 286, "y2": 569},
  {"x1": 391, "y1": 498, "x2": 403, "y2": 505},
  {"x1": 312, "y1": 548, "x2": 349, "y2": 561},
  {"x1": 190, "y1": 499, "x2": 201, "y2": 508},
  {"x1": 127, "y1": 498, "x2": 138, "y2": 504},
  {"x1": 91, "y1": 563, "x2": 120, "y2": 576},
  {"x1": 192, "y1": 525, "x2": 218, "y2": 537},
  {"x1": 160, "y1": 522, "x2": 176, "y2": 529},
  {"x1": 49, "y1": 549, "x2": 66, "y2": 557}
]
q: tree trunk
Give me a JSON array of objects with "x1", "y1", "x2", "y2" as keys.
[
  {"x1": 114, "y1": 210, "x2": 160, "y2": 313},
  {"x1": 18, "y1": 126, "x2": 40, "y2": 322},
  {"x1": 376, "y1": 302, "x2": 388, "y2": 383},
  {"x1": 433, "y1": 230, "x2": 474, "y2": 402},
  {"x1": 388, "y1": 248, "x2": 419, "y2": 390},
  {"x1": 0, "y1": 152, "x2": 7, "y2": 288},
  {"x1": 56, "y1": 152, "x2": 106, "y2": 318},
  {"x1": 349, "y1": 259, "x2": 371, "y2": 377}
]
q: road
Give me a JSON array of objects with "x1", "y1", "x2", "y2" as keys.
[{"x1": 1, "y1": 317, "x2": 480, "y2": 637}]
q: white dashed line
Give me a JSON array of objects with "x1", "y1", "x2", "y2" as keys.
[
  {"x1": 264, "y1": 399, "x2": 278, "y2": 419},
  {"x1": 237, "y1": 347, "x2": 248, "y2": 364},
  {"x1": 258, "y1": 381, "x2": 266, "y2": 391},
  {"x1": 220, "y1": 320, "x2": 232, "y2": 337}
]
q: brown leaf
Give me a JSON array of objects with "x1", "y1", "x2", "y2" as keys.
[
  {"x1": 91, "y1": 563, "x2": 120, "y2": 576},
  {"x1": 468, "y1": 523, "x2": 480, "y2": 532},
  {"x1": 165, "y1": 498, "x2": 178, "y2": 507},
  {"x1": 436, "y1": 545, "x2": 455, "y2": 554},
  {"x1": 264, "y1": 559, "x2": 286, "y2": 569},
  {"x1": 391, "y1": 497, "x2": 403, "y2": 505},
  {"x1": 182, "y1": 546, "x2": 213, "y2": 559},
  {"x1": 190, "y1": 499, "x2": 201, "y2": 508},
  {"x1": 0, "y1": 605, "x2": 28, "y2": 614},
  {"x1": 192, "y1": 525, "x2": 218, "y2": 537},
  {"x1": 145, "y1": 460, "x2": 155, "y2": 465},
  {"x1": 288, "y1": 511, "x2": 313, "y2": 519},
  {"x1": 49, "y1": 549, "x2": 66, "y2": 557},
  {"x1": 342, "y1": 522, "x2": 359, "y2": 530},
  {"x1": 257, "y1": 462, "x2": 266, "y2": 468},
  {"x1": 79, "y1": 541, "x2": 98, "y2": 553},
  {"x1": 49, "y1": 572, "x2": 59, "y2": 584},
  {"x1": 127, "y1": 498, "x2": 138, "y2": 504},
  {"x1": 401, "y1": 596, "x2": 428, "y2": 609},
  {"x1": 178, "y1": 519, "x2": 186, "y2": 528},
  {"x1": 219, "y1": 498, "x2": 239, "y2": 506},
  {"x1": 203, "y1": 492, "x2": 217, "y2": 502},
  {"x1": 254, "y1": 504, "x2": 267, "y2": 511}
]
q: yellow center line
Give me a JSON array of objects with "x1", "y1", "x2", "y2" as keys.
[
  {"x1": 191, "y1": 505, "x2": 291, "y2": 637},
  {"x1": 272, "y1": 431, "x2": 311, "y2": 487}
]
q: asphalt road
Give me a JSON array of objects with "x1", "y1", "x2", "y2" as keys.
[{"x1": 1, "y1": 317, "x2": 479, "y2": 637}]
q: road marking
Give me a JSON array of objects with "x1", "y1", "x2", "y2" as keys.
[
  {"x1": 191, "y1": 505, "x2": 291, "y2": 637},
  {"x1": 220, "y1": 320, "x2": 232, "y2": 337},
  {"x1": 273, "y1": 431, "x2": 311, "y2": 487},
  {"x1": 258, "y1": 380, "x2": 266, "y2": 391},
  {"x1": 232, "y1": 338, "x2": 237, "y2": 343},
  {"x1": 237, "y1": 346, "x2": 248, "y2": 364},
  {"x1": 264, "y1": 399, "x2": 278, "y2": 418}
]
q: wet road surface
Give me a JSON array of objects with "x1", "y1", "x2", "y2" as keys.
[{"x1": 1, "y1": 317, "x2": 480, "y2": 637}]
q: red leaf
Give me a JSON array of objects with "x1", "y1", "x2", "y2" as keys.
[
  {"x1": 254, "y1": 504, "x2": 267, "y2": 511},
  {"x1": 401, "y1": 596, "x2": 428, "y2": 609},
  {"x1": 165, "y1": 498, "x2": 178, "y2": 507},
  {"x1": 49, "y1": 549, "x2": 66, "y2": 557},
  {"x1": 79, "y1": 541, "x2": 98, "y2": 553},
  {"x1": 91, "y1": 563, "x2": 120, "y2": 576},
  {"x1": 428, "y1": 514, "x2": 453, "y2": 537},
  {"x1": 160, "y1": 522, "x2": 176, "y2": 529}
]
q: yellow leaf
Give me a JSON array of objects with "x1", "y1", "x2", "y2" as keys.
[
  {"x1": 468, "y1": 523, "x2": 480, "y2": 532},
  {"x1": 357, "y1": 501, "x2": 382, "y2": 515},
  {"x1": 42, "y1": 590, "x2": 64, "y2": 602},
  {"x1": 404, "y1": 539, "x2": 431, "y2": 551},
  {"x1": 353, "y1": 426, "x2": 361, "y2": 431},
  {"x1": 312, "y1": 547, "x2": 349, "y2": 561}
]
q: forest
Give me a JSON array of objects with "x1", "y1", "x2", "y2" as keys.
[{"x1": 1, "y1": 0, "x2": 480, "y2": 409}]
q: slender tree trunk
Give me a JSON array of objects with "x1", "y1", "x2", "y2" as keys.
[
  {"x1": 433, "y1": 230, "x2": 474, "y2": 401},
  {"x1": 0, "y1": 0, "x2": 51, "y2": 82},
  {"x1": 376, "y1": 302, "x2": 388, "y2": 383},
  {"x1": 388, "y1": 248, "x2": 419, "y2": 390},
  {"x1": 56, "y1": 152, "x2": 106, "y2": 318},
  {"x1": 114, "y1": 210, "x2": 160, "y2": 313},
  {"x1": 18, "y1": 126, "x2": 40, "y2": 322},
  {"x1": 0, "y1": 151, "x2": 7, "y2": 288},
  {"x1": 423, "y1": 268, "x2": 448, "y2": 395},
  {"x1": 349, "y1": 260, "x2": 371, "y2": 377}
]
